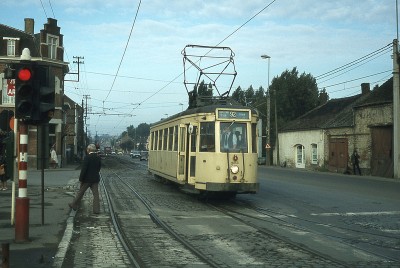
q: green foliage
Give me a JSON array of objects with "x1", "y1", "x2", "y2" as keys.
[
  {"x1": 119, "y1": 134, "x2": 134, "y2": 152},
  {"x1": 197, "y1": 80, "x2": 213, "y2": 97},
  {"x1": 269, "y1": 67, "x2": 323, "y2": 127}
]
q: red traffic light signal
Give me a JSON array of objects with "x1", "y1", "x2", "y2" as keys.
[
  {"x1": 15, "y1": 64, "x2": 35, "y2": 120},
  {"x1": 17, "y1": 68, "x2": 32, "y2": 81}
]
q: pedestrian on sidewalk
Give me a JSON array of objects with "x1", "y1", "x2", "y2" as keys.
[
  {"x1": 69, "y1": 144, "x2": 102, "y2": 214},
  {"x1": 351, "y1": 149, "x2": 362, "y2": 175},
  {"x1": 0, "y1": 161, "x2": 7, "y2": 190},
  {"x1": 50, "y1": 145, "x2": 59, "y2": 168}
]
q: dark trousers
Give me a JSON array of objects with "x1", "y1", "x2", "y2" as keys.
[
  {"x1": 353, "y1": 163, "x2": 361, "y2": 175},
  {"x1": 70, "y1": 182, "x2": 100, "y2": 213}
]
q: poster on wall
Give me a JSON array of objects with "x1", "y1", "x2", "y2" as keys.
[{"x1": 2, "y1": 79, "x2": 15, "y2": 105}]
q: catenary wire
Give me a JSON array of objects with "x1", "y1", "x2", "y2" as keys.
[
  {"x1": 125, "y1": 0, "x2": 279, "y2": 115},
  {"x1": 103, "y1": 0, "x2": 142, "y2": 103},
  {"x1": 315, "y1": 43, "x2": 391, "y2": 80}
]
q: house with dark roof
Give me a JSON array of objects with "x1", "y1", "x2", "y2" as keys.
[
  {"x1": 278, "y1": 80, "x2": 393, "y2": 177},
  {"x1": 0, "y1": 18, "x2": 84, "y2": 168}
]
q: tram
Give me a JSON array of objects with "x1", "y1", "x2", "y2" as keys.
[
  {"x1": 148, "y1": 44, "x2": 259, "y2": 195},
  {"x1": 148, "y1": 102, "x2": 259, "y2": 195}
]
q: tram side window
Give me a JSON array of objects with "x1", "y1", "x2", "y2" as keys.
[
  {"x1": 153, "y1": 131, "x2": 158, "y2": 150},
  {"x1": 173, "y1": 125, "x2": 178, "y2": 151},
  {"x1": 252, "y1": 123, "x2": 257, "y2": 154},
  {"x1": 163, "y1": 128, "x2": 168, "y2": 150},
  {"x1": 158, "y1": 130, "x2": 162, "y2": 150},
  {"x1": 150, "y1": 132, "x2": 154, "y2": 150},
  {"x1": 200, "y1": 122, "x2": 215, "y2": 152},
  {"x1": 168, "y1": 127, "x2": 174, "y2": 151}
]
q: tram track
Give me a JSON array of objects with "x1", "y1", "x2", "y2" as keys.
[
  {"x1": 100, "y1": 157, "x2": 343, "y2": 267},
  {"x1": 100, "y1": 175, "x2": 142, "y2": 267},
  {"x1": 96, "y1": 156, "x2": 399, "y2": 267},
  {"x1": 107, "y1": 170, "x2": 219, "y2": 268},
  {"x1": 100, "y1": 157, "x2": 217, "y2": 267}
]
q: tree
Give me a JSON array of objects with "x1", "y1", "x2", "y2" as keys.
[
  {"x1": 197, "y1": 80, "x2": 213, "y2": 97},
  {"x1": 269, "y1": 67, "x2": 321, "y2": 125},
  {"x1": 126, "y1": 125, "x2": 135, "y2": 139},
  {"x1": 136, "y1": 123, "x2": 150, "y2": 150},
  {"x1": 119, "y1": 134, "x2": 134, "y2": 152}
]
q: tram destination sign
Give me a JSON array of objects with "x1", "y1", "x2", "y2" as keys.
[{"x1": 217, "y1": 110, "x2": 249, "y2": 120}]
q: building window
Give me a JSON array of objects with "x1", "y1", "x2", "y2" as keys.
[
  {"x1": 311, "y1": 144, "x2": 318, "y2": 164},
  {"x1": 7, "y1": 39, "x2": 16, "y2": 56},
  {"x1": 47, "y1": 35, "x2": 58, "y2": 59}
]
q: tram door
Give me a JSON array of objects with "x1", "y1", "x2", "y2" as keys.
[
  {"x1": 187, "y1": 124, "x2": 197, "y2": 185},
  {"x1": 177, "y1": 124, "x2": 187, "y2": 182}
]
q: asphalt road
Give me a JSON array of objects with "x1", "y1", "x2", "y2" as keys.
[{"x1": 237, "y1": 166, "x2": 400, "y2": 265}]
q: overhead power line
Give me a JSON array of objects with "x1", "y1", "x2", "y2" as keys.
[
  {"x1": 315, "y1": 43, "x2": 391, "y2": 80},
  {"x1": 320, "y1": 69, "x2": 391, "y2": 90},
  {"x1": 103, "y1": 0, "x2": 142, "y2": 102},
  {"x1": 126, "y1": 0, "x2": 279, "y2": 115}
]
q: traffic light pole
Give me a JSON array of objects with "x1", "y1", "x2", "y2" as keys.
[{"x1": 15, "y1": 121, "x2": 29, "y2": 242}]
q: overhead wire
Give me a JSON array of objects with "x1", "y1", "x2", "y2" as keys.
[
  {"x1": 103, "y1": 0, "x2": 142, "y2": 103},
  {"x1": 315, "y1": 43, "x2": 391, "y2": 80},
  {"x1": 48, "y1": 0, "x2": 56, "y2": 18},
  {"x1": 125, "y1": 0, "x2": 279, "y2": 116},
  {"x1": 318, "y1": 48, "x2": 391, "y2": 84},
  {"x1": 39, "y1": 0, "x2": 48, "y2": 18},
  {"x1": 321, "y1": 69, "x2": 391, "y2": 92}
]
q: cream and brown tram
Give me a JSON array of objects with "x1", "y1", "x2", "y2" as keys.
[{"x1": 148, "y1": 104, "x2": 259, "y2": 195}]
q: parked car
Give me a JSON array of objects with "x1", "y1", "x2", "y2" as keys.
[
  {"x1": 140, "y1": 151, "x2": 148, "y2": 161},
  {"x1": 130, "y1": 151, "x2": 141, "y2": 158}
]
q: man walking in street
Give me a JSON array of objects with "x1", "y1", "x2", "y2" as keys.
[{"x1": 69, "y1": 144, "x2": 101, "y2": 214}]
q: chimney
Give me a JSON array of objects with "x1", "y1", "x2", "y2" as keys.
[
  {"x1": 24, "y1": 18, "x2": 34, "y2": 35},
  {"x1": 361, "y1": 83, "x2": 370, "y2": 95}
]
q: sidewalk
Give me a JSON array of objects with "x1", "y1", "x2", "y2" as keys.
[{"x1": 0, "y1": 166, "x2": 81, "y2": 268}]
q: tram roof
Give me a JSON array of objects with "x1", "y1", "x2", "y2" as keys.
[{"x1": 152, "y1": 102, "x2": 258, "y2": 126}]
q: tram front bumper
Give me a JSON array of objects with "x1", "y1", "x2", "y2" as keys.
[{"x1": 203, "y1": 182, "x2": 259, "y2": 193}]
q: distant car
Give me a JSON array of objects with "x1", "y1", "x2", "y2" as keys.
[
  {"x1": 140, "y1": 151, "x2": 148, "y2": 161},
  {"x1": 130, "y1": 151, "x2": 141, "y2": 158}
]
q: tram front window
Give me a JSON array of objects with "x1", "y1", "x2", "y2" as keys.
[
  {"x1": 220, "y1": 122, "x2": 248, "y2": 153},
  {"x1": 200, "y1": 122, "x2": 215, "y2": 152}
]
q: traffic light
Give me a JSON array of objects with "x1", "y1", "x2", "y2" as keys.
[
  {"x1": 14, "y1": 63, "x2": 55, "y2": 125},
  {"x1": 36, "y1": 65, "x2": 55, "y2": 124},
  {"x1": 14, "y1": 63, "x2": 35, "y2": 121}
]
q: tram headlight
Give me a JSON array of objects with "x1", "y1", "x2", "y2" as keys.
[{"x1": 230, "y1": 165, "x2": 239, "y2": 174}]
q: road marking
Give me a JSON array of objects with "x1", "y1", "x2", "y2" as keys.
[{"x1": 311, "y1": 211, "x2": 400, "y2": 216}]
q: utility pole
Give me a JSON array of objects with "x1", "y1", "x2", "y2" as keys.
[
  {"x1": 393, "y1": 39, "x2": 400, "y2": 179},
  {"x1": 64, "y1": 56, "x2": 84, "y2": 82},
  {"x1": 83, "y1": 95, "x2": 90, "y2": 148},
  {"x1": 261, "y1": 54, "x2": 271, "y2": 165}
]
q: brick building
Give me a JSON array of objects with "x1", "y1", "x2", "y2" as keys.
[
  {"x1": 278, "y1": 80, "x2": 394, "y2": 178},
  {"x1": 0, "y1": 18, "x2": 84, "y2": 168}
]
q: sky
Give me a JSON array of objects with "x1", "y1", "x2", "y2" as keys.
[{"x1": 1, "y1": 0, "x2": 396, "y2": 136}]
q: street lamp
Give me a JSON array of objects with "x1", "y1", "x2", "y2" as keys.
[{"x1": 261, "y1": 54, "x2": 271, "y2": 165}]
